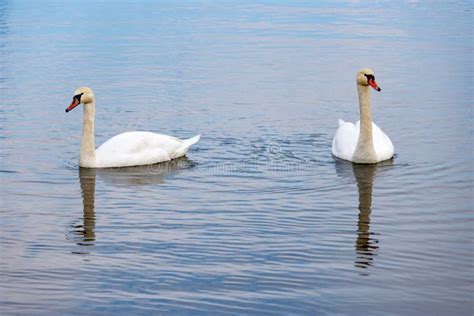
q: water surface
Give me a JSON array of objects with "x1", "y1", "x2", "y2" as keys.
[{"x1": 1, "y1": 0, "x2": 473, "y2": 315}]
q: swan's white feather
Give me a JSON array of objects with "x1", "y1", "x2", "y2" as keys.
[
  {"x1": 95, "y1": 132, "x2": 200, "y2": 168},
  {"x1": 332, "y1": 120, "x2": 394, "y2": 162}
]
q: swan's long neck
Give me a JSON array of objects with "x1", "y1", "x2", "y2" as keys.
[
  {"x1": 353, "y1": 85, "x2": 377, "y2": 163},
  {"x1": 79, "y1": 101, "x2": 96, "y2": 167}
]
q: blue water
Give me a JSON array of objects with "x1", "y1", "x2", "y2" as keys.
[{"x1": 0, "y1": 0, "x2": 473, "y2": 315}]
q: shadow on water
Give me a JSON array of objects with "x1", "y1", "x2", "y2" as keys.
[
  {"x1": 96, "y1": 156, "x2": 195, "y2": 187},
  {"x1": 68, "y1": 157, "x2": 194, "y2": 255},
  {"x1": 75, "y1": 167, "x2": 96, "y2": 249},
  {"x1": 335, "y1": 159, "x2": 393, "y2": 275}
]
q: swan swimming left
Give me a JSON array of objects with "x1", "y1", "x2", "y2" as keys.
[{"x1": 65, "y1": 87, "x2": 201, "y2": 168}]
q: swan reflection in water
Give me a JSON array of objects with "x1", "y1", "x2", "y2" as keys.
[
  {"x1": 69, "y1": 157, "x2": 194, "y2": 254},
  {"x1": 335, "y1": 159, "x2": 393, "y2": 273}
]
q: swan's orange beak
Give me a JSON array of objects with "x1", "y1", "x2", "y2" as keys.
[
  {"x1": 369, "y1": 78, "x2": 381, "y2": 92},
  {"x1": 65, "y1": 98, "x2": 80, "y2": 113}
]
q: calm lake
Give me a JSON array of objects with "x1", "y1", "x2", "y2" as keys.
[{"x1": 0, "y1": 0, "x2": 472, "y2": 315}]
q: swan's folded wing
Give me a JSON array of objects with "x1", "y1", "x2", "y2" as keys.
[
  {"x1": 332, "y1": 121, "x2": 359, "y2": 161},
  {"x1": 372, "y1": 122, "x2": 394, "y2": 161},
  {"x1": 95, "y1": 131, "x2": 184, "y2": 167}
]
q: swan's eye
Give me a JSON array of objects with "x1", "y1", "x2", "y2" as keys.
[
  {"x1": 73, "y1": 92, "x2": 84, "y2": 103},
  {"x1": 364, "y1": 74, "x2": 375, "y2": 82}
]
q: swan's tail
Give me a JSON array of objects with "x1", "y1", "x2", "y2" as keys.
[
  {"x1": 184, "y1": 134, "x2": 201, "y2": 147},
  {"x1": 338, "y1": 119, "x2": 346, "y2": 127},
  {"x1": 173, "y1": 134, "x2": 201, "y2": 159},
  {"x1": 181, "y1": 134, "x2": 201, "y2": 152}
]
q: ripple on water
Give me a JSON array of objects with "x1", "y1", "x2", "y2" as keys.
[{"x1": 1, "y1": 0, "x2": 473, "y2": 315}]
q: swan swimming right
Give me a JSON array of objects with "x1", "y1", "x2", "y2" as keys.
[{"x1": 331, "y1": 68, "x2": 394, "y2": 164}]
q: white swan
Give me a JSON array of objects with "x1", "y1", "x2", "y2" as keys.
[
  {"x1": 332, "y1": 69, "x2": 394, "y2": 164},
  {"x1": 66, "y1": 87, "x2": 201, "y2": 168}
]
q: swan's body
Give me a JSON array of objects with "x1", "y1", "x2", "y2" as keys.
[
  {"x1": 94, "y1": 132, "x2": 200, "y2": 168},
  {"x1": 66, "y1": 87, "x2": 200, "y2": 168},
  {"x1": 332, "y1": 119, "x2": 394, "y2": 162},
  {"x1": 332, "y1": 69, "x2": 394, "y2": 164}
]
